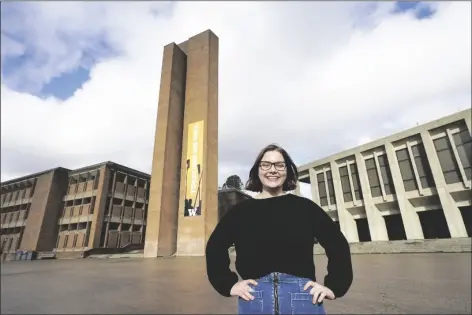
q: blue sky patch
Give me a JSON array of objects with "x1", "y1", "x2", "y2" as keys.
[
  {"x1": 392, "y1": 1, "x2": 436, "y2": 19},
  {"x1": 1, "y1": 2, "x2": 121, "y2": 101},
  {"x1": 39, "y1": 67, "x2": 91, "y2": 101}
]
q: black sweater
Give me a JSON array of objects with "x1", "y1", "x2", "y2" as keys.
[{"x1": 205, "y1": 194, "x2": 353, "y2": 299}]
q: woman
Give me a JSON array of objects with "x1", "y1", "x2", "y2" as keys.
[{"x1": 206, "y1": 144, "x2": 353, "y2": 314}]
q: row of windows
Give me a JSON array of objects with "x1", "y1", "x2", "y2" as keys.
[
  {"x1": 314, "y1": 126, "x2": 471, "y2": 206},
  {"x1": 433, "y1": 130, "x2": 471, "y2": 184}
]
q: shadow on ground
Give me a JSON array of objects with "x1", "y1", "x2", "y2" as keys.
[{"x1": 1, "y1": 253, "x2": 471, "y2": 314}]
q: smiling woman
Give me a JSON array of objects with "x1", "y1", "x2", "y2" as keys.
[{"x1": 205, "y1": 143, "x2": 353, "y2": 315}]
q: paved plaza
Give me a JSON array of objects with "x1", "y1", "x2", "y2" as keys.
[{"x1": 1, "y1": 253, "x2": 471, "y2": 314}]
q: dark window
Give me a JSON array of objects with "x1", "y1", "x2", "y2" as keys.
[
  {"x1": 434, "y1": 136, "x2": 461, "y2": 184},
  {"x1": 411, "y1": 143, "x2": 435, "y2": 188},
  {"x1": 377, "y1": 154, "x2": 395, "y2": 195},
  {"x1": 349, "y1": 164, "x2": 363, "y2": 200},
  {"x1": 326, "y1": 170, "x2": 336, "y2": 205},
  {"x1": 317, "y1": 173, "x2": 328, "y2": 206},
  {"x1": 339, "y1": 166, "x2": 353, "y2": 202},
  {"x1": 365, "y1": 158, "x2": 382, "y2": 197},
  {"x1": 453, "y1": 129, "x2": 472, "y2": 181},
  {"x1": 396, "y1": 148, "x2": 418, "y2": 191}
]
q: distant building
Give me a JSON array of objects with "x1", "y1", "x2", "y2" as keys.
[
  {"x1": 218, "y1": 188, "x2": 253, "y2": 220},
  {"x1": 1, "y1": 163, "x2": 253, "y2": 261},
  {"x1": 298, "y1": 109, "x2": 471, "y2": 243},
  {"x1": 1, "y1": 162, "x2": 150, "y2": 261}
]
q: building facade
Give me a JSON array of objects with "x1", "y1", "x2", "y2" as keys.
[
  {"x1": 1, "y1": 162, "x2": 150, "y2": 260},
  {"x1": 298, "y1": 109, "x2": 471, "y2": 243}
]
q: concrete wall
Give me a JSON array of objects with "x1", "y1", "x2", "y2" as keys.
[
  {"x1": 298, "y1": 109, "x2": 471, "y2": 243},
  {"x1": 20, "y1": 168, "x2": 69, "y2": 251}
]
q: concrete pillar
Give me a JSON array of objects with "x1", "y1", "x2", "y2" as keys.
[
  {"x1": 330, "y1": 162, "x2": 359, "y2": 243},
  {"x1": 294, "y1": 181, "x2": 301, "y2": 196},
  {"x1": 355, "y1": 153, "x2": 389, "y2": 241},
  {"x1": 20, "y1": 168, "x2": 69, "y2": 251},
  {"x1": 144, "y1": 42, "x2": 187, "y2": 258},
  {"x1": 89, "y1": 166, "x2": 111, "y2": 248},
  {"x1": 309, "y1": 168, "x2": 320, "y2": 204},
  {"x1": 420, "y1": 131, "x2": 468, "y2": 238},
  {"x1": 465, "y1": 114, "x2": 472, "y2": 137},
  {"x1": 176, "y1": 30, "x2": 219, "y2": 256},
  {"x1": 384, "y1": 142, "x2": 424, "y2": 239}
]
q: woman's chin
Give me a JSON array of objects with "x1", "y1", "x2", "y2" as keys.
[{"x1": 263, "y1": 182, "x2": 282, "y2": 190}]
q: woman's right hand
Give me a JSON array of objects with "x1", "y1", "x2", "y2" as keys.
[{"x1": 230, "y1": 279, "x2": 259, "y2": 301}]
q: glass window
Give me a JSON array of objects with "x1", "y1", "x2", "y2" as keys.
[
  {"x1": 339, "y1": 166, "x2": 352, "y2": 202},
  {"x1": 378, "y1": 154, "x2": 395, "y2": 195},
  {"x1": 365, "y1": 158, "x2": 382, "y2": 197},
  {"x1": 349, "y1": 164, "x2": 363, "y2": 200},
  {"x1": 433, "y1": 136, "x2": 461, "y2": 184},
  {"x1": 411, "y1": 143, "x2": 435, "y2": 188},
  {"x1": 317, "y1": 172, "x2": 328, "y2": 206},
  {"x1": 453, "y1": 129, "x2": 472, "y2": 180},
  {"x1": 326, "y1": 171, "x2": 336, "y2": 205}
]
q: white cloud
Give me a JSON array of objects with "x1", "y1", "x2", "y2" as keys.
[{"x1": 1, "y1": 2, "x2": 470, "y2": 190}]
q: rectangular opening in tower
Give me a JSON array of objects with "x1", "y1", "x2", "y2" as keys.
[
  {"x1": 384, "y1": 214, "x2": 407, "y2": 240},
  {"x1": 418, "y1": 209, "x2": 451, "y2": 239}
]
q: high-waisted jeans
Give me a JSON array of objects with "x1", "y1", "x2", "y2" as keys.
[{"x1": 238, "y1": 272, "x2": 326, "y2": 314}]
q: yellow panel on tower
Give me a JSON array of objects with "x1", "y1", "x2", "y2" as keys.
[{"x1": 184, "y1": 120, "x2": 204, "y2": 216}]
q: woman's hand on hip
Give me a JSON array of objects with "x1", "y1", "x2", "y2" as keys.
[
  {"x1": 230, "y1": 279, "x2": 258, "y2": 301},
  {"x1": 303, "y1": 281, "x2": 335, "y2": 304}
]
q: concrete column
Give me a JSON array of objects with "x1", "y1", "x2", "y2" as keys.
[
  {"x1": 446, "y1": 129, "x2": 471, "y2": 188},
  {"x1": 355, "y1": 153, "x2": 389, "y2": 241},
  {"x1": 385, "y1": 142, "x2": 424, "y2": 239},
  {"x1": 294, "y1": 181, "x2": 301, "y2": 196},
  {"x1": 420, "y1": 131, "x2": 468, "y2": 237},
  {"x1": 309, "y1": 168, "x2": 320, "y2": 204},
  {"x1": 373, "y1": 153, "x2": 387, "y2": 200},
  {"x1": 465, "y1": 114, "x2": 472, "y2": 137},
  {"x1": 144, "y1": 42, "x2": 187, "y2": 258},
  {"x1": 330, "y1": 161, "x2": 359, "y2": 243},
  {"x1": 406, "y1": 142, "x2": 424, "y2": 195},
  {"x1": 324, "y1": 169, "x2": 332, "y2": 207},
  {"x1": 346, "y1": 162, "x2": 359, "y2": 206}
]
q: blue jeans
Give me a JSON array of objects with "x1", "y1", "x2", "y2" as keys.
[{"x1": 238, "y1": 272, "x2": 326, "y2": 314}]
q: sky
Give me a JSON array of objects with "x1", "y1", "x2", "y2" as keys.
[{"x1": 1, "y1": 1, "x2": 471, "y2": 199}]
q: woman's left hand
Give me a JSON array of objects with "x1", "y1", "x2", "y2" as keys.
[{"x1": 303, "y1": 281, "x2": 335, "y2": 304}]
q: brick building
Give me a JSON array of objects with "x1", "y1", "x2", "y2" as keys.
[{"x1": 1, "y1": 162, "x2": 150, "y2": 261}]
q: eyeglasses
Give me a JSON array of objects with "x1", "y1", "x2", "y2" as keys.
[{"x1": 259, "y1": 161, "x2": 286, "y2": 171}]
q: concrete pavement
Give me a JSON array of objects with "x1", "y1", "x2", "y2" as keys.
[{"x1": 1, "y1": 253, "x2": 470, "y2": 314}]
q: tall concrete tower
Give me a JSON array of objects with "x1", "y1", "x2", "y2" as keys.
[{"x1": 144, "y1": 30, "x2": 219, "y2": 257}]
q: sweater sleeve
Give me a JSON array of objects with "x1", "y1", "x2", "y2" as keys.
[
  {"x1": 205, "y1": 206, "x2": 240, "y2": 297},
  {"x1": 311, "y1": 202, "x2": 353, "y2": 298}
]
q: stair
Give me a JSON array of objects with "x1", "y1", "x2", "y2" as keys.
[{"x1": 314, "y1": 237, "x2": 472, "y2": 255}]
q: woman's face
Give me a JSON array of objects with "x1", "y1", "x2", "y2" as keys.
[{"x1": 258, "y1": 150, "x2": 287, "y2": 191}]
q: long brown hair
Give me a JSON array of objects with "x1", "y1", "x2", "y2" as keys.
[{"x1": 245, "y1": 143, "x2": 298, "y2": 192}]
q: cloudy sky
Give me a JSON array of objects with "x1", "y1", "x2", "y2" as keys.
[{"x1": 1, "y1": 1, "x2": 470, "y2": 198}]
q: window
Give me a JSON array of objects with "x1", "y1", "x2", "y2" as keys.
[
  {"x1": 339, "y1": 166, "x2": 352, "y2": 202},
  {"x1": 377, "y1": 154, "x2": 395, "y2": 195},
  {"x1": 326, "y1": 170, "x2": 336, "y2": 205},
  {"x1": 365, "y1": 158, "x2": 382, "y2": 197},
  {"x1": 411, "y1": 143, "x2": 435, "y2": 188},
  {"x1": 317, "y1": 173, "x2": 328, "y2": 206},
  {"x1": 396, "y1": 148, "x2": 418, "y2": 191},
  {"x1": 434, "y1": 136, "x2": 461, "y2": 184},
  {"x1": 349, "y1": 164, "x2": 363, "y2": 200},
  {"x1": 452, "y1": 129, "x2": 472, "y2": 181}
]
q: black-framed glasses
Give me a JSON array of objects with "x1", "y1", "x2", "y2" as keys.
[{"x1": 259, "y1": 161, "x2": 286, "y2": 171}]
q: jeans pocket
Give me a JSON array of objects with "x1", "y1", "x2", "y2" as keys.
[
  {"x1": 238, "y1": 291, "x2": 264, "y2": 314},
  {"x1": 290, "y1": 293, "x2": 326, "y2": 315}
]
